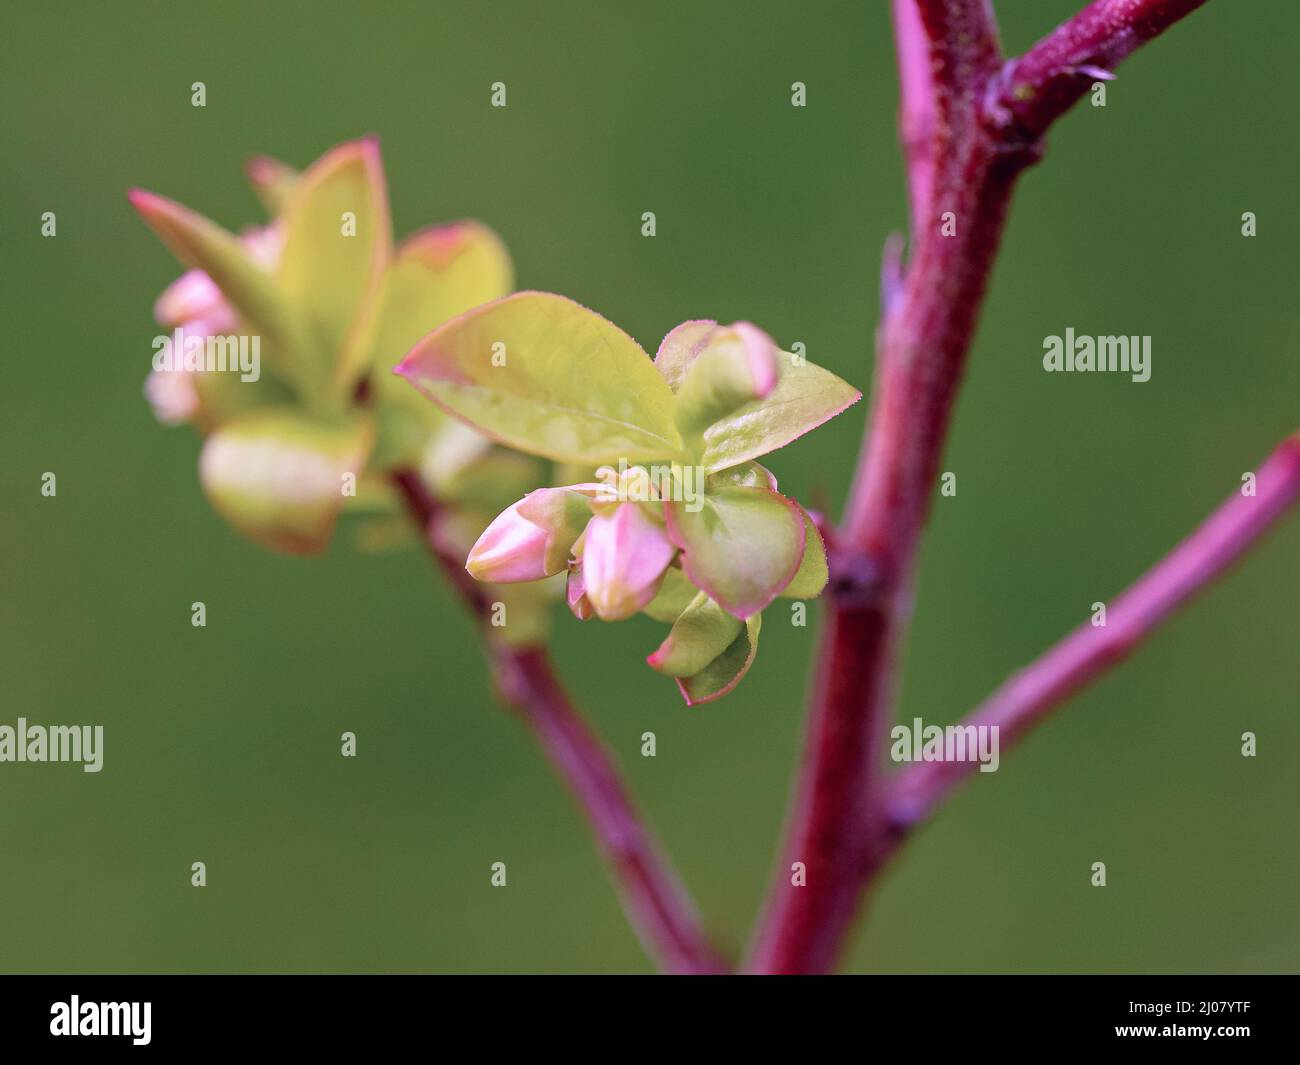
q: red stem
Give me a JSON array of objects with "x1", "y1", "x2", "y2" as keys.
[
  {"x1": 392, "y1": 470, "x2": 725, "y2": 974},
  {"x1": 747, "y1": 0, "x2": 1219, "y2": 974},
  {"x1": 748, "y1": 0, "x2": 1008, "y2": 975},
  {"x1": 892, "y1": 0, "x2": 936, "y2": 234},
  {"x1": 995, "y1": 0, "x2": 1211, "y2": 143},
  {"x1": 889, "y1": 433, "x2": 1300, "y2": 829}
]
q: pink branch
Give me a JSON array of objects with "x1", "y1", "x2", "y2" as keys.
[
  {"x1": 747, "y1": 0, "x2": 1007, "y2": 976},
  {"x1": 993, "y1": 0, "x2": 1211, "y2": 142},
  {"x1": 746, "y1": 0, "x2": 1219, "y2": 974},
  {"x1": 392, "y1": 470, "x2": 725, "y2": 974},
  {"x1": 890, "y1": 433, "x2": 1300, "y2": 829},
  {"x1": 892, "y1": 0, "x2": 936, "y2": 235},
  {"x1": 491, "y1": 645, "x2": 727, "y2": 974}
]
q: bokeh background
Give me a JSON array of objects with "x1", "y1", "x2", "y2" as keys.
[{"x1": 2, "y1": 0, "x2": 1296, "y2": 974}]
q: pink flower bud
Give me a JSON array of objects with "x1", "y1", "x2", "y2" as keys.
[
  {"x1": 729, "y1": 320, "x2": 779, "y2": 399},
  {"x1": 466, "y1": 501, "x2": 553, "y2": 583},
  {"x1": 583, "y1": 503, "x2": 676, "y2": 621},
  {"x1": 143, "y1": 366, "x2": 199, "y2": 427},
  {"x1": 153, "y1": 269, "x2": 229, "y2": 330}
]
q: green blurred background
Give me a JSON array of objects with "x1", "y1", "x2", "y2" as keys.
[{"x1": 2, "y1": 0, "x2": 1296, "y2": 974}]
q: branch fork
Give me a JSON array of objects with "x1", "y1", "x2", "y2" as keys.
[{"x1": 744, "y1": 0, "x2": 1290, "y2": 975}]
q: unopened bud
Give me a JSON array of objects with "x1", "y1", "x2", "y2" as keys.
[
  {"x1": 583, "y1": 503, "x2": 675, "y2": 621},
  {"x1": 466, "y1": 501, "x2": 554, "y2": 583}
]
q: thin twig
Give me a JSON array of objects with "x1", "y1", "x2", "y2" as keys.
[
  {"x1": 892, "y1": 0, "x2": 936, "y2": 235},
  {"x1": 993, "y1": 0, "x2": 1211, "y2": 143},
  {"x1": 889, "y1": 433, "x2": 1300, "y2": 831},
  {"x1": 391, "y1": 469, "x2": 726, "y2": 974}
]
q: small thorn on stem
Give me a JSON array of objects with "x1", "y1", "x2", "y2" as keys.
[{"x1": 880, "y1": 232, "x2": 906, "y2": 315}]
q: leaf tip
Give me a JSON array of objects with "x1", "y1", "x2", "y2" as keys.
[
  {"x1": 244, "y1": 156, "x2": 275, "y2": 180},
  {"x1": 127, "y1": 187, "x2": 170, "y2": 219}
]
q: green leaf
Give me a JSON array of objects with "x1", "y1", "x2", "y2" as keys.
[
  {"x1": 705, "y1": 460, "x2": 777, "y2": 491},
  {"x1": 640, "y1": 566, "x2": 698, "y2": 623},
  {"x1": 676, "y1": 613, "x2": 762, "y2": 706},
  {"x1": 700, "y1": 355, "x2": 861, "y2": 472},
  {"x1": 647, "y1": 591, "x2": 742, "y2": 677},
  {"x1": 781, "y1": 505, "x2": 829, "y2": 599},
  {"x1": 129, "y1": 189, "x2": 296, "y2": 352},
  {"x1": 665, "y1": 486, "x2": 805, "y2": 618},
  {"x1": 198, "y1": 407, "x2": 374, "y2": 554},
  {"x1": 673, "y1": 322, "x2": 779, "y2": 442},
  {"x1": 397, "y1": 292, "x2": 685, "y2": 464},
  {"x1": 368, "y1": 222, "x2": 514, "y2": 469},
  {"x1": 245, "y1": 156, "x2": 299, "y2": 215},
  {"x1": 654, "y1": 319, "x2": 717, "y2": 392},
  {"x1": 189, "y1": 362, "x2": 298, "y2": 431},
  {"x1": 370, "y1": 222, "x2": 514, "y2": 372},
  {"x1": 276, "y1": 137, "x2": 392, "y2": 405}
]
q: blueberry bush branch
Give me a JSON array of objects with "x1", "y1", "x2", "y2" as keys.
[
  {"x1": 749, "y1": 0, "x2": 1010, "y2": 975},
  {"x1": 890, "y1": 0, "x2": 937, "y2": 235},
  {"x1": 888, "y1": 433, "x2": 1300, "y2": 833},
  {"x1": 747, "y1": 0, "x2": 1234, "y2": 974},
  {"x1": 392, "y1": 469, "x2": 725, "y2": 974},
  {"x1": 994, "y1": 0, "x2": 1211, "y2": 143}
]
